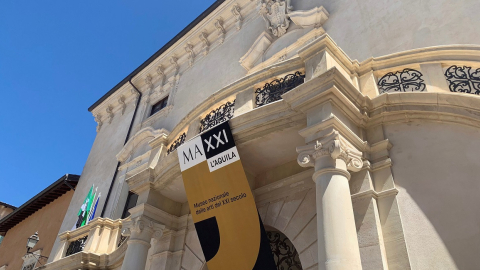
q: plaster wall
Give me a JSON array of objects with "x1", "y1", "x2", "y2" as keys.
[
  {"x1": 385, "y1": 122, "x2": 480, "y2": 270},
  {"x1": 295, "y1": 0, "x2": 480, "y2": 62},
  {"x1": 48, "y1": 102, "x2": 136, "y2": 262},
  {"x1": 0, "y1": 190, "x2": 74, "y2": 270}
]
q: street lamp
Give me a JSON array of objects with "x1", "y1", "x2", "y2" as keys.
[
  {"x1": 25, "y1": 232, "x2": 48, "y2": 263},
  {"x1": 26, "y1": 232, "x2": 40, "y2": 252}
]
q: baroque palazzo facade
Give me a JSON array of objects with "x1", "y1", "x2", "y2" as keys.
[{"x1": 41, "y1": 0, "x2": 480, "y2": 269}]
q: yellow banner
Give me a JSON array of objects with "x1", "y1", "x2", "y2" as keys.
[{"x1": 177, "y1": 121, "x2": 276, "y2": 270}]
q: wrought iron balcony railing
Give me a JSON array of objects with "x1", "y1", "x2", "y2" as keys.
[
  {"x1": 166, "y1": 132, "x2": 186, "y2": 155},
  {"x1": 199, "y1": 100, "x2": 235, "y2": 133},
  {"x1": 255, "y1": 71, "x2": 305, "y2": 107}
]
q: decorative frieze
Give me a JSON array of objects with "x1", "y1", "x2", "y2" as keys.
[
  {"x1": 184, "y1": 43, "x2": 195, "y2": 67},
  {"x1": 156, "y1": 65, "x2": 166, "y2": 84},
  {"x1": 444, "y1": 65, "x2": 480, "y2": 95},
  {"x1": 377, "y1": 68, "x2": 426, "y2": 94},
  {"x1": 199, "y1": 31, "x2": 210, "y2": 55},
  {"x1": 215, "y1": 19, "x2": 226, "y2": 44},
  {"x1": 94, "y1": 114, "x2": 103, "y2": 132},
  {"x1": 118, "y1": 96, "x2": 126, "y2": 115},
  {"x1": 231, "y1": 4, "x2": 243, "y2": 30},
  {"x1": 255, "y1": 71, "x2": 305, "y2": 107},
  {"x1": 106, "y1": 105, "x2": 114, "y2": 124},
  {"x1": 199, "y1": 100, "x2": 235, "y2": 133}
]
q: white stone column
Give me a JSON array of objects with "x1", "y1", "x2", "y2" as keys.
[
  {"x1": 297, "y1": 132, "x2": 363, "y2": 270},
  {"x1": 121, "y1": 216, "x2": 165, "y2": 270}
]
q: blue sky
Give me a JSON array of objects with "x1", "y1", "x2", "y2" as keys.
[{"x1": 0, "y1": 0, "x2": 215, "y2": 207}]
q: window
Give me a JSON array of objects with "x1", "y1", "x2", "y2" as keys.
[
  {"x1": 121, "y1": 192, "x2": 139, "y2": 219},
  {"x1": 150, "y1": 96, "x2": 169, "y2": 116}
]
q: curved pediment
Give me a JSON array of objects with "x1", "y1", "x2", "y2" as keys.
[{"x1": 117, "y1": 127, "x2": 169, "y2": 162}]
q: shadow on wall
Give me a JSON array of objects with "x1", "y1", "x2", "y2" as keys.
[{"x1": 386, "y1": 122, "x2": 480, "y2": 270}]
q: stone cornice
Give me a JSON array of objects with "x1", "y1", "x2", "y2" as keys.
[
  {"x1": 124, "y1": 0, "x2": 259, "y2": 96},
  {"x1": 117, "y1": 127, "x2": 169, "y2": 163},
  {"x1": 298, "y1": 33, "x2": 480, "y2": 77}
]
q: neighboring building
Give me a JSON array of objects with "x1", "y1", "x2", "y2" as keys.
[
  {"x1": 0, "y1": 202, "x2": 16, "y2": 246},
  {"x1": 41, "y1": 0, "x2": 480, "y2": 270},
  {"x1": 0, "y1": 174, "x2": 79, "y2": 270}
]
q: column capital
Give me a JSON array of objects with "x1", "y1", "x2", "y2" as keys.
[
  {"x1": 297, "y1": 131, "x2": 363, "y2": 172},
  {"x1": 122, "y1": 216, "x2": 165, "y2": 243}
]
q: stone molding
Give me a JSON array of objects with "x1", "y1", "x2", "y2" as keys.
[
  {"x1": 289, "y1": 6, "x2": 329, "y2": 29},
  {"x1": 58, "y1": 217, "x2": 123, "y2": 242},
  {"x1": 117, "y1": 127, "x2": 169, "y2": 163}
]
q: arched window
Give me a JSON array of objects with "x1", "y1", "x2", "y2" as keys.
[{"x1": 267, "y1": 230, "x2": 303, "y2": 270}]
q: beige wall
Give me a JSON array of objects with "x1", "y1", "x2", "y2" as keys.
[
  {"x1": 385, "y1": 122, "x2": 480, "y2": 270},
  {"x1": 0, "y1": 190, "x2": 74, "y2": 269},
  {"x1": 0, "y1": 206, "x2": 14, "y2": 221}
]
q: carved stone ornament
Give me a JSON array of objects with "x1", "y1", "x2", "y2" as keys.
[
  {"x1": 231, "y1": 4, "x2": 243, "y2": 30},
  {"x1": 258, "y1": 0, "x2": 292, "y2": 37},
  {"x1": 297, "y1": 132, "x2": 363, "y2": 172},
  {"x1": 106, "y1": 105, "x2": 114, "y2": 124},
  {"x1": 94, "y1": 114, "x2": 103, "y2": 132},
  {"x1": 214, "y1": 19, "x2": 225, "y2": 44},
  {"x1": 170, "y1": 56, "x2": 179, "y2": 75},
  {"x1": 130, "y1": 87, "x2": 140, "y2": 108},
  {"x1": 144, "y1": 74, "x2": 153, "y2": 89},
  {"x1": 118, "y1": 95, "x2": 126, "y2": 115},
  {"x1": 122, "y1": 216, "x2": 165, "y2": 240},
  {"x1": 184, "y1": 43, "x2": 195, "y2": 67},
  {"x1": 199, "y1": 31, "x2": 210, "y2": 55}
]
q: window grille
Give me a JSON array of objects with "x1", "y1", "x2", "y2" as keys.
[
  {"x1": 377, "y1": 68, "x2": 426, "y2": 93},
  {"x1": 267, "y1": 231, "x2": 303, "y2": 270},
  {"x1": 199, "y1": 100, "x2": 235, "y2": 133},
  {"x1": 65, "y1": 235, "x2": 88, "y2": 256},
  {"x1": 444, "y1": 65, "x2": 480, "y2": 95},
  {"x1": 255, "y1": 71, "x2": 305, "y2": 107}
]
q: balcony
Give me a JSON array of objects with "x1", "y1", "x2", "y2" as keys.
[{"x1": 39, "y1": 218, "x2": 128, "y2": 270}]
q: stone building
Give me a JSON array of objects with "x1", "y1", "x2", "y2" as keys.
[
  {"x1": 0, "y1": 174, "x2": 79, "y2": 270},
  {"x1": 41, "y1": 0, "x2": 480, "y2": 269}
]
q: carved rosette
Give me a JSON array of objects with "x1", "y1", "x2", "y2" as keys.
[{"x1": 297, "y1": 132, "x2": 363, "y2": 173}]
